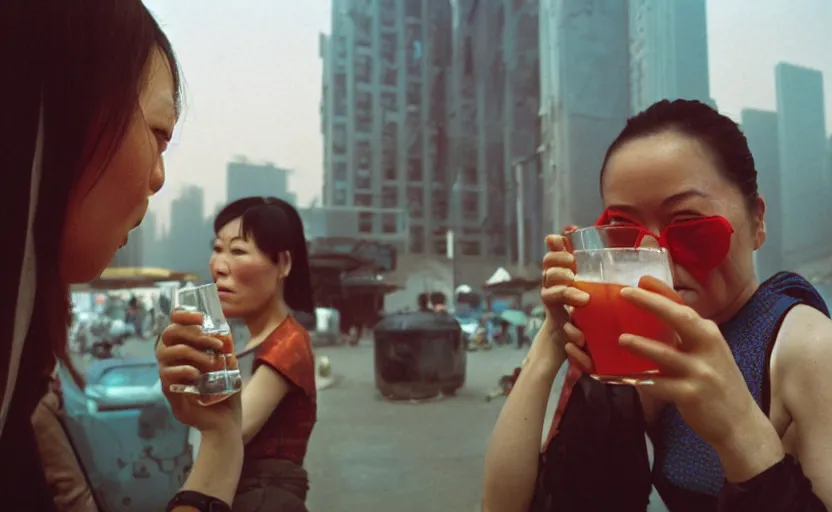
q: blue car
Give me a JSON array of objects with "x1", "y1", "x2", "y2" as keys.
[{"x1": 58, "y1": 357, "x2": 192, "y2": 511}]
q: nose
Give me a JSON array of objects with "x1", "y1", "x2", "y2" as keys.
[
  {"x1": 209, "y1": 254, "x2": 230, "y2": 278},
  {"x1": 149, "y1": 157, "x2": 165, "y2": 196}
]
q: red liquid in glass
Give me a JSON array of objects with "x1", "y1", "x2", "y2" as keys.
[{"x1": 571, "y1": 281, "x2": 674, "y2": 378}]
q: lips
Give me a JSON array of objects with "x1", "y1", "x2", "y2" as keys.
[{"x1": 216, "y1": 285, "x2": 233, "y2": 294}]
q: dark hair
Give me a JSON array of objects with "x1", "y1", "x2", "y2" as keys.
[
  {"x1": 417, "y1": 293, "x2": 429, "y2": 309},
  {"x1": 430, "y1": 292, "x2": 447, "y2": 306},
  {"x1": 2, "y1": 1, "x2": 181, "y2": 387},
  {"x1": 214, "y1": 197, "x2": 315, "y2": 315},
  {"x1": 600, "y1": 99, "x2": 759, "y2": 208}
]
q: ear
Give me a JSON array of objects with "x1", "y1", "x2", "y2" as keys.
[
  {"x1": 752, "y1": 195, "x2": 766, "y2": 251},
  {"x1": 278, "y1": 251, "x2": 293, "y2": 279}
]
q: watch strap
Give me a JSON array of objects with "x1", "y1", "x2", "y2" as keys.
[{"x1": 167, "y1": 490, "x2": 232, "y2": 512}]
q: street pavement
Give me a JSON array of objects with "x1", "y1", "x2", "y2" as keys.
[
  {"x1": 304, "y1": 342, "x2": 555, "y2": 512},
  {"x1": 306, "y1": 341, "x2": 668, "y2": 512}
]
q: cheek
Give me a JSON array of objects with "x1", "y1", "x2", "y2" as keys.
[{"x1": 232, "y1": 261, "x2": 278, "y2": 298}]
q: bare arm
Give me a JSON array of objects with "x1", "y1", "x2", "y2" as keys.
[
  {"x1": 241, "y1": 365, "x2": 290, "y2": 444},
  {"x1": 173, "y1": 429, "x2": 243, "y2": 510},
  {"x1": 780, "y1": 307, "x2": 832, "y2": 506},
  {"x1": 482, "y1": 323, "x2": 566, "y2": 512}
]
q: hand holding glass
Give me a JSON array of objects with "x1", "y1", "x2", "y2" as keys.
[
  {"x1": 167, "y1": 283, "x2": 242, "y2": 405},
  {"x1": 566, "y1": 226, "x2": 676, "y2": 384}
]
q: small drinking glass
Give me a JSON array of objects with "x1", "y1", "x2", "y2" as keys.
[
  {"x1": 167, "y1": 283, "x2": 242, "y2": 405},
  {"x1": 567, "y1": 225, "x2": 676, "y2": 384}
]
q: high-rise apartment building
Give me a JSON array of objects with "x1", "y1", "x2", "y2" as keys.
[
  {"x1": 167, "y1": 185, "x2": 209, "y2": 275},
  {"x1": 741, "y1": 109, "x2": 782, "y2": 279},
  {"x1": 775, "y1": 63, "x2": 829, "y2": 267},
  {"x1": 320, "y1": 0, "x2": 452, "y2": 254},
  {"x1": 453, "y1": 0, "x2": 541, "y2": 265},
  {"x1": 539, "y1": 0, "x2": 631, "y2": 231},
  {"x1": 629, "y1": 0, "x2": 712, "y2": 114},
  {"x1": 227, "y1": 160, "x2": 297, "y2": 206}
]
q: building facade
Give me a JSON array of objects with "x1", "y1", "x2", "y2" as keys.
[
  {"x1": 741, "y1": 109, "x2": 782, "y2": 279},
  {"x1": 629, "y1": 0, "x2": 712, "y2": 113},
  {"x1": 539, "y1": 0, "x2": 631, "y2": 232},
  {"x1": 774, "y1": 63, "x2": 829, "y2": 268},
  {"x1": 320, "y1": 0, "x2": 452, "y2": 255},
  {"x1": 226, "y1": 160, "x2": 297, "y2": 206}
]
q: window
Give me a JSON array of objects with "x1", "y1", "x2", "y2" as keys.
[
  {"x1": 359, "y1": 212, "x2": 373, "y2": 233},
  {"x1": 409, "y1": 224, "x2": 424, "y2": 253},
  {"x1": 464, "y1": 37, "x2": 474, "y2": 76},
  {"x1": 463, "y1": 166, "x2": 478, "y2": 186},
  {"x1": 356, "y1": 169, "x2": 371, "y2": 190},
  {"x1": 382, "y1": 213, "x2": 398, "y2": 234},
  {"x1": 333, "y1": 189, "x2": 347, "y2": 206},
  {"x1": 382, "y1": 186, "x2": 398, "y2": 208},
  {"x1": 461, "y1": 240, "x2": 481, "y2": 256},
  {"x1": 407, "y1": 186, "x2": 424, "y2": 218},
  {"x1": 405, "y1": 0, "x2": 421, "y2": 19},
  {"x1": 354, "y1": 194, "x2": 372, "y2": 207},
  {"x1": 407, "y1": 158, "x2": 423, "y2": 181},
  {"x1": 462, "y1": 191, "x2": 479, "y2": 221},
  {"x1": 333, "y1": 125, "x2": 347, "y2": 154},
  {"x1": 333, "y1": 162, "x2": 347, "y2": 181}
]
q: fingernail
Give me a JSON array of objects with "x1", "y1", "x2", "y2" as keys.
[{"x1": 635, "y1": 379, "x2": 655, "y2": 386}]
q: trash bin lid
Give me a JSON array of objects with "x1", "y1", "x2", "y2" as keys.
[{"x1": 374, "y1": 311, "x2": 461, "y2": 333}]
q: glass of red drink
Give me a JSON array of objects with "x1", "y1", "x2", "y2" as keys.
[
  {"x1": 566, "y1": 226, "x2": 675, "y2": 384},
  {"x1": 167, "y1": 283, "x2": 242, "y2": 405}
]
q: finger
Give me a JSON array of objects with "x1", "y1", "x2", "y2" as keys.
[
  {"x1": 542, "y1": 267, "x2": 575, "y2": 287},
  {"x1": 170, "y1": 310, "x2": 204, "y2": 326},
  {"x1": 160, "y1": 364, "x2": 201, "y2": 384},
  {"x1": 542, "y1": 250, "x2": 575, "y2": 270},
  {"x1": 565, "y1": 343, "x2": 594, "y2": 373},
  {"x1": 630, "y1": 376, "x2": 695, "y2": 405},
  {"x1": 620, "y1": 287, "x2": 714, "y2": 346},
  {"x1": 541, "y1": 285, "x2": 590, "y2": 309},
  {"x1": 157, "y1": 344, "x2": 218, "y2": 370},
  {"x1": 562, "y1": 322, "x2": 585, "y2": 348},
  {"x1": 619, "y1": 333, "x2": 689, "y2": 374},
  {"x1": 561, "y1": 225, "x2": 580, "y2": 235},
  {"x1": 161, "y1": 325, "x2": 223, "y2": 351},
  {"x1": 637, "y1": 275, "x2": 684, "y2": 304},
  {"x1": 545, "y1": 235, "x2": 566, "y2": 252}
]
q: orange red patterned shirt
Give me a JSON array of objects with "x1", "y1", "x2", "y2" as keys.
[{"x1": 244, "y1": 315, "x2": 317, "y2": 465}]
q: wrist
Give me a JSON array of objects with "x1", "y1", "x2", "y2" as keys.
[
  {"x1": 713, "y1": 405, "x2": 784, "y2": 483},
  {"x1": 183, "y1": 428, "x2": 244, "y2": 504}
]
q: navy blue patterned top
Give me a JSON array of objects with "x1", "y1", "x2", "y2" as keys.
[{"x1": 652, "y1": 271, "x2": 829, "y2": 511}]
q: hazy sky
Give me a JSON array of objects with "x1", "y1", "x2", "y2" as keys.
[{"x1": 142, "y1": 0, "x2": 832, "y2": 228}]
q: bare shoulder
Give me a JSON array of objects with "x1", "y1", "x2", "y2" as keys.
[{"x1": 773, "y1": 305, "x2": 832, "y2": 406}]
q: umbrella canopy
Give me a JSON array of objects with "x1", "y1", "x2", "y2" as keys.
[{"x1": 499, "y1": 309, "x2": 528, "y2": 326}]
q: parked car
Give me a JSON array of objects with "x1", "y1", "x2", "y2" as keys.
[{"x1": 58, "y1": 357, "x2": 191, "y2": 511}]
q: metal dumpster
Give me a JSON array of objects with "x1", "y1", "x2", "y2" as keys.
[{"x1": 374, "y1": 311, "x2": 466, "y2": 400}]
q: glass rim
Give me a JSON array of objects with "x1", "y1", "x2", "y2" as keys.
[{"x1": 178, "y1": 283, "x2": 216, "y2": 292}]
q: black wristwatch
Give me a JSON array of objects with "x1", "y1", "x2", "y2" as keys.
[{"x1": 167, "y1": 491, "x2": 232, "y2": 512}]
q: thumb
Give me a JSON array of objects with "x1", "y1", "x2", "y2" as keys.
[{"x1": 637, "y1": 275, "x2": 684, "y2": 305}]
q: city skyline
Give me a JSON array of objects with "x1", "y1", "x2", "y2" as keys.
[{"x1": 142, "y1": 0, "x2": 832, "y2": 231}]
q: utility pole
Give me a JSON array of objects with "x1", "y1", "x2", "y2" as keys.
[{"x1": 512, "y1": 144, "x2": 546, "y2": 271}]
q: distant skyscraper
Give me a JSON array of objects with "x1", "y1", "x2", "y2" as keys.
[
  {"x1": 774, "y1": 63, "x2": 829, "y2": 267},
  {"x1": 629, "y1": 0, "x2": 712, "y2": 113},
  {"x1": 455, "y1": 0, "x2": 542, "y2": 264},
  {"x1": 168, "y1": 186, "x2": 208, "y2": 275},
  {"x1": 320, "y1": 0, "x2": 452, "y2": 254},
  {"x1": 741, "y1": 109, "x2": 782, "y2": 279},
  {"x1": 140, "y1": 210, "x2": 159, "y2": 267},
  {"x1": 539, "y1": 0, "x2": 630, "y2": 230},
  {"x1": 226, "y1": 160, "x2": 296, "y2": 206}
]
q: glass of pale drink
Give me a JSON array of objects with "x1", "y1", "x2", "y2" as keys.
[
  {"x1": 167, "y1": 283, "x2": 243, "y2": 405},
  {"x1": 565, "y1": 226, "x2": 675, "y2": 384}
]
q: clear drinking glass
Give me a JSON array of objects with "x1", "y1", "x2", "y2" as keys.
[
  {"x1": 167, "y1": 283, "x2": 242, "y2": 405},
  {"x1": 566, "y1": 225, "x2": 676, "y2": 384}
]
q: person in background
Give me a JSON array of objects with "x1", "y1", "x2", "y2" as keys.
[
  {"x1": 483, "y1": 99, "x2": 832, "y2": 511},
  {"x1": 417, "y1": 292, "x2": 432, "y2": 312},
  {"x1": 160, "y1": 197, "x2": 317, "y2": 512},
  {"x1": 430, "y1": 292, "x2": 448, "y2": 313}
]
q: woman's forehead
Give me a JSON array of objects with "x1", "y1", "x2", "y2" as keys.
[{"x1": 602, "y1": 132, "x2": 726, "y2": 203}]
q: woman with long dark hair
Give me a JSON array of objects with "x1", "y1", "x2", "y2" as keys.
[
  {"x1": 2, "y1": 2, "x2": 245, "y2": 510},
  {"x1": 482, "y1": 100, "x2": 832, "y2": 511},
  {"x1": 159, "y1": 196, "x2": 317, "y2": 511}
]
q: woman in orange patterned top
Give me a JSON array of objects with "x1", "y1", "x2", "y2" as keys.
[{"x1": 173, "y1": 196, "x2": 317, "y2": 511}]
